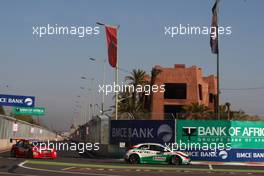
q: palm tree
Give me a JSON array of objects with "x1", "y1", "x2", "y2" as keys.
[
  {"x1": 183, "y1": 103, "x2": 210, "y2": 119},
  {"x1": 112, "y1": 87, "x2": 146, "y2": 119},
  {"x1": 125, "y1": 69, "x2": 149, "y2": 111},
  {"x1": 225, "y1": 102, "x2": 231, "y2": 120},
  {"x1": 150, "y1": 68, "x2": 162, "y2": 113}
]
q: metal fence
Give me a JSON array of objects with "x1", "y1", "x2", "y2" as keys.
[
  {"x1": 71, "y1": 114, "x2": 110, "y2": 144},
  {"x1": 0, "y1": 115, "x2": 57, "y2": 140}
]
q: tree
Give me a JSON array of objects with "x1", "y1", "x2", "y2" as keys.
[
  {"x1": 0, "y1": 106, "x2": 5, "y2": 115},
  {"x1": 125, "y1": 69, "x2": 149, "y2": 115},
  {"x1": 150, "y1": 68, "x2": 162, "y2": 113},
  {"x1": 112, "y1": 69, "x2": 150, "y2": 119},
  {"x1": 182, "y1": 103, "x2": 211, "y2": 119},
  {"x1": 218, "y1": 102, "x2": 260, "y2": 121},
  {"x1": 125, "y1": 69, "x2": 149, "y2": 106},
  {"x1": 15, "y1": 115, "x2": 39, "y2": 125}
]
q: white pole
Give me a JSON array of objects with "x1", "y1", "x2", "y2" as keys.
[
  {"x1": 115, "y1": 27, "x2": 119, "y2": 120},
  {"x1": 102, "y1": 59, "x2": 106, "y2": 114},
  {"x1": 115, "y1": 60, "x2": 118, "y2": 120}
]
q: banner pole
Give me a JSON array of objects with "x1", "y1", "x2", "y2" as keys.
[
  {"x1": 115, "y1": 25, "x2": 120, "y2": 120},
  {"x1": 217, "y1": 0, "x2": 220, "y2": 120},
  {"x1": 217, "y1": 53, "x2": 220, "y2": 120},
  {"x1": 115, "y1": 63, "x2": 118, "y2": 120}
]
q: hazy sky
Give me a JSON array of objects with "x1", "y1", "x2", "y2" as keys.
[{"x1": 0, "y1": 0, "x2": 263, "y2": 131}]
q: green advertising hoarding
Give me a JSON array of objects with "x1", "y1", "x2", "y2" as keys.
[
  {"x1": 177, "y1": 120, "x2": 264, "y2": 149},
  {"x1": 230, "y1": 121, "x2": 264, "y2": 148},
  {"x1": 176, "y1": 120, "x2": 231, "y2": 147},
  {"x1": 12, "y1": 107, "x2": 45, "y2": 116}
]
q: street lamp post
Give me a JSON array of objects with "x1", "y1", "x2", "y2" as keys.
[
  {"x1": 81, "y1": 76, "x2": 95, "y2": 121},
  {"x1": 89, "y1": 57, "x2": 106, "y2": 115}
]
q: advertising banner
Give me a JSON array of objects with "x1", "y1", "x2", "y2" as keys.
[
  {"x1": 230, "y1": 121, "x2": 264, "y2": 149},
  {"x1": 110, "y1": 120, "x2": 175, "y2": 145},
  {"x1": 176, "y1": 120, "x2": 231, "y2": 146},
  {"x1": 185, "y1": 148, "x2": 264, "y2": 162},
  {"x1": 176, "y1": 120, "x2": 264, "y2": 161},
  {"x1": 0, "y1": 94, "x2": 35, "y2": 107},
  {"x1": 12, "y1": 107, "x2": 45, "y2": 116},
  {"x1": 176, "y1": 120, "x2": 264, "y2": 149}
]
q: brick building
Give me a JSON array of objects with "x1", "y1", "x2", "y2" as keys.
[{"x1": 151, "y1": 64, "x2": 217, "y2": 120}]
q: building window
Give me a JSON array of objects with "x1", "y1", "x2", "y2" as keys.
[
  {"x1": 209, "y1": 93, "x2": 214, "y2": 103},
  {"x1": 164, "y1": 105, "x2": 183, "y2": 119},
  {"x1": 164, "y1": 83, "x2": 187, "y2": 99},
  {"x1": 198, "y1": 84, "x2": 203, "y2": 100}
]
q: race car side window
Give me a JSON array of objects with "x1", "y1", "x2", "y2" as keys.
[
  {"x1": 149, "y1": 145, "x2": 165, "y2": 152},
  {"x1": 16, "y1": 141, "x2": 24, "y2": 147},
  {"x1": 139, "y1": 145, "x2": 149, "y2": 150}
]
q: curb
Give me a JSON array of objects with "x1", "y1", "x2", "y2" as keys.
[{"x1": 192, "y1": 161, "x2": 264, "y2": 167}]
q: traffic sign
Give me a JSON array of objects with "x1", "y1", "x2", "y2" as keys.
[{"x1": 12, "y1": 107, "x2": 45, "y2": 116}]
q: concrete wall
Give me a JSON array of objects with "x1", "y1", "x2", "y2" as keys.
[{"x1": 0, "y1": 115, "x2": 57, "y2": 151}]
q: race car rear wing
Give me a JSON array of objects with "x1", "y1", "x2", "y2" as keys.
[{"x1": 10, "y1": 138, "x2": 23, "y2": 143}]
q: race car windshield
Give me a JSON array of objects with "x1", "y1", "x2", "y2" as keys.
[{"x1": 29, "y1": 141, "x2": 42, "y2": 146}]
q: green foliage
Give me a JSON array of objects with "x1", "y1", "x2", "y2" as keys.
[
  {"x1": 14, "y1": 115, "x2": 39, "y2": 125},
  {"x1": 114, "y1": 69, "x2": 150, "y2": 119},
  {"x1": 0, "y1": 106, "x2": 5, "y2": 115}
]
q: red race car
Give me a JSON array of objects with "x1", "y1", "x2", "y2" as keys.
[{"x1": 10, "y1": 138, "x2": 57, "y2": 159}]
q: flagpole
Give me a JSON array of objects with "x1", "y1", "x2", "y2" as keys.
[
  {"x1": 115, "y1": 25, "x2": 120, "y2": 120},
  {"x1": 217, "y1": 52, "x2": 220, "y2": 120},
  {"x1": 210, "y1": 0, "x2": 220, "y2": 120},
  {"x1": 97, "y1": 22, "x2": 119, "y2": 120},
  {"x1": 217, "y1": 0, "x2": 220, "y2": 120},
  {"x1": 115, "y1": 54, "x2": 118, "y2": 120}
]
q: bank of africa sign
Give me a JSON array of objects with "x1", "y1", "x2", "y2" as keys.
[{"x1": 178, "y1": 120, "x2": 264, "y2": 149}]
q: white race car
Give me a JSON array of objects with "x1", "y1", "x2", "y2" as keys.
[{"x1": 124, "y1": 143, "x2": 190, "y2": 165}]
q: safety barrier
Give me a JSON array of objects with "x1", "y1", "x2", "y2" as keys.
[{"x1": 0, "y1": 115, "x2": 57, "y2": 151}]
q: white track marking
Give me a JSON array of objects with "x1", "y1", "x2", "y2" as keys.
[
  {"x1": 18, "y1": 160, "x2": 122, "y2": 176},
  {"x1": 0, "y1": 171, "x2": 37, "y2": 176},
  {"x1": 0, "y1": 149, "x2": 11, "y2": 154},
  {"x1": 209, "y1": 164, "x2": 213, "y2": 170},
  {"x1": 62, "y1": 166, "x2": 76, "y2": 171}
]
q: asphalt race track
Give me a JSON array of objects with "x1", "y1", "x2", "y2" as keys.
[{"x1": 1, "y1": 149, "x2": 264, "y2": 176}]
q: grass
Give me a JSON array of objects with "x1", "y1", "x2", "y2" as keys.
[{"x1": 26, "y1": 160, "x2": 264, "y2": 173}]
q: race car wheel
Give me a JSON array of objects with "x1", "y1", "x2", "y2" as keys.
[
  {"x1": 171, "y1": 155, "x2": 181, "y2": 165},
  {"x1": 129, "y1": 154, "x2": 140, "y2": 164},
  {"x1": 10, "y1": 150, "x2": 16, "y2": 157}
]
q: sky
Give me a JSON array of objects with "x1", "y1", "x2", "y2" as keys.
[{"x1": 0, "y1": 0, "x2": 263, "y2": 131}]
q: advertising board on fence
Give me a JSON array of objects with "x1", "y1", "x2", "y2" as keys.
[
  {"x1": 176, "y1": 120, "x2": 264, "y2": 149},
  {"x1": 108, "y1": 119, "x2": 264, "y2": 161},
  {"x1": 0, "y1": 94, "x2": 35, "y2": 107},
  {"x1": 230, "y1": 121, "x2": 264, "y2": 149},
  {"x1": 184, "y1": 148, "x2": 264, "y2": 162},
  {"x1": 176, "y1": 120, "x2": 264, "y2": 161},
  {"x1": 110, "y1": 120, "x2": 175, "y2": 145}
]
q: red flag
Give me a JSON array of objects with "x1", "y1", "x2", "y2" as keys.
[
  {"x1": 210, "y1": 0, "x2": 219, "y2": 54},
  {"x1": 105, "y1": 26, "x2": 117, "y2": 68}
]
